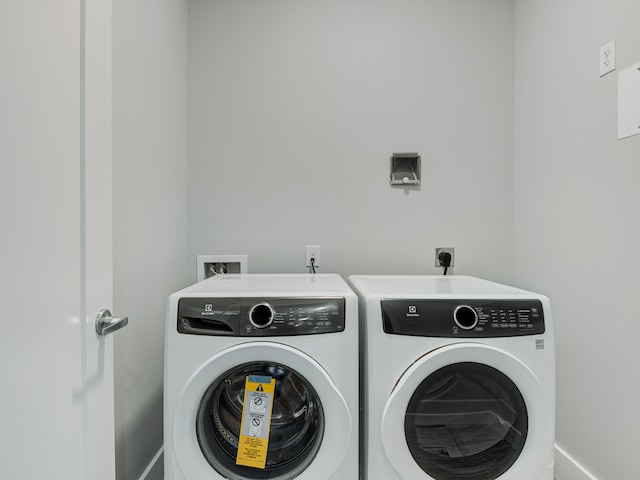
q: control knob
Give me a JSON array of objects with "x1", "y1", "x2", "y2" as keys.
[
  {"x1": 249, "y1": 302, "x2": 275, "y2": 329},
  {"x1": 454, "y1": 305, "x2": 479, "y2": 330}
]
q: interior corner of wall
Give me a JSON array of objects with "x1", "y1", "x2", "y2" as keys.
[{"x1": 554, "y1": 444, "x2": 599, "y2": 480}]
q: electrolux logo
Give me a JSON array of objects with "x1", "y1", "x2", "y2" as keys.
[
  {"x1": 202, "y1": 304, "x2": 215, "y2": 316},
  {"x1": 407, "y1": 305, "x2": 419, "y2": 317}
]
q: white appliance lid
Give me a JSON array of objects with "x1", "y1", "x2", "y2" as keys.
[
  {"x1": 178, "y1": 273, "x2": 354, "y2": 296},
  {"x1": 348, "y1": 275, "x2": 533, "y2": 297}
]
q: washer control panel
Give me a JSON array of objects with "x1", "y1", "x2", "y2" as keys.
[
  {"x1": 381, "y1": 299, "x2": 545, "y2": 337},
  {"x1": 177, "y1": 297, "x2": 345, "y2": 336}
]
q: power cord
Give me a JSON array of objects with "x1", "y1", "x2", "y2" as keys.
[
  {"x1": 438, "y1": 252, "x2": 452, "y2": 275},
  {"x1": 310, "y1": 257, "x2": 316, "y2": 274}
]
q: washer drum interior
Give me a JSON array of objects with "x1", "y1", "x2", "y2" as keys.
[{"x1": 196, "y1": 362, "x2": 325, "y2": 480}]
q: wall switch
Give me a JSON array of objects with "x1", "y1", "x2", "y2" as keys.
[
  {"x1": 306, "y1": 245, "x2": 320, "y2": 267},
  {"x1": 600, "y1": 39, "x2": 616, "y2": 77}
]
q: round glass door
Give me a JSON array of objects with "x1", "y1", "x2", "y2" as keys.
[
  {"x1": 196, "y1": 361, "x2": 324, "y2": 480},
  {"x1": 404, "y1": 362, "x2": 528, "y2": 480}
]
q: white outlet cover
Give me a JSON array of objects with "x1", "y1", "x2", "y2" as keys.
[
  {"x1": 306, "y1": 245, "x2": 320, "y2": 267},
  {"x1": 618, "y1": 61, "x2": 640, "y2": 140},
  {"x1": 600, "y1": 39, "x2": 616, "y2": 77}
]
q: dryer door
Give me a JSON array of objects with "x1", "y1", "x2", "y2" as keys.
[
  {"x1": 381, "y1": 343, "x2": 553, "y2": 480},
  {"x1": 172, "y1": 342, "x2": 352, "y2": 480}
]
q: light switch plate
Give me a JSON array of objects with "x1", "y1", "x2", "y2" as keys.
[{"x1": 600, "y1": 39, "x2": 616, "y2": 77}]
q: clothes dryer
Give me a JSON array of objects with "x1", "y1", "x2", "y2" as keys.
[
  {"x1": 164, "y1": 274, "x2": 358, "y2": 480},
  {"x1": 349, "y1": 275, "x2": 554, "y2": 480}
]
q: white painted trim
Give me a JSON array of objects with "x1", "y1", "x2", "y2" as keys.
[
  {"x1": 137, "y1": 446, "x2": 164, "y2": 480},
  {"x1": 554, "y1": 444, "x2": 598, "y2": 480}
]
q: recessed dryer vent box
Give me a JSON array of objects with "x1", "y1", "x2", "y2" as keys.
[{"x1": 390, "y1": 153, "x2": 420, "y2": 186}]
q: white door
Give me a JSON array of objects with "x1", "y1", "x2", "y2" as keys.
[
  {"x1": 0, "y1": 1, "x2": 120, "y2": 479},
  {"x1": 380, "y1": 344, "x2": 554, "y2": 480},
  {"x1": 169, "y1": 342, "x2": 352, "y2": 480}
]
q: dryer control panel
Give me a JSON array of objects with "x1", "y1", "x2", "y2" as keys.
[
  {"x1": 177, "y1": 297, "x2": 345, "y2": 336},
  {"x1": 381, "y1": 299, "x2": 545, "y2": 337}
]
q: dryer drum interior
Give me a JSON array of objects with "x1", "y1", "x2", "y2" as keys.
[
  {"x1": 404, "y1": 362, "x2": 528, "y2": 480},
  {"x1": 196, "y1": 361, "x2": 325, "y2": 480}
]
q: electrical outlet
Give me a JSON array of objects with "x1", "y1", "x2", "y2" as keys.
[
  {"x1": 600, "y1": 39, "x2": 616, "y2": 77},
  {"x1": 306, "y1": 245, "x2": 320, "y2": 267},
  {"x1": 435, "y1": 247, "x2": 455, "y2": 268}
]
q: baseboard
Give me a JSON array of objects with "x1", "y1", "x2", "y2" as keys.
[
  {"x1": 137, "y1": 446, "x2": 164, "y2": 480},
  {"x1": 554, "y1": 444, "x2": 598, "y2": 480}
]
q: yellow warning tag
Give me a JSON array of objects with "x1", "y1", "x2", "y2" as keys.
[{"x1": 236, "y1": 375, "x2": 276, "y2": 469}]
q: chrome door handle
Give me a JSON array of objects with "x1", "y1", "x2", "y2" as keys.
[{"x1": 95, "y1": 309, "x2": 129, "y2": 336}]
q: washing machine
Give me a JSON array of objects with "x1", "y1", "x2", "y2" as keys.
[
  {"x1": 164, "y1": 274, "x2": 358, "y2": 480},
  {"x1": 349, "y1": 275, "x2": 555, "y2": 480}
]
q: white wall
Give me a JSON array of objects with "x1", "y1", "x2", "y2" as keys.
[
  {"x1": 107, "y1": 1, "x2": 640, "y2": 479},
  {"x1": 513, "y1": 0, "x2": 640, "y2": 478},
  {"x1": 112, "y1": 0, "x2": 189, "y2": 479},
  {"x1": 187, "y1": 0, "x2": 515, "y2": 282}
]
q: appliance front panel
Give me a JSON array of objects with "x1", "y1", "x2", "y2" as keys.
[
  {"x1": 381, "y1": 299, "x2": 545, "y2": 337},
  {"x1": 171, "y1": 342, "x2": 352, "y2": 480},
  {"x1": 177, "y1": 297, "x2": 346, "y2": 336}
]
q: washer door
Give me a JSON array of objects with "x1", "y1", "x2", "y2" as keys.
[
  {"x1": 381, "y1": 343, "x2": 553, "y2": 480},
  {"x1": 172, "y1": 342, "x2": 352, "y2": 480}
]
